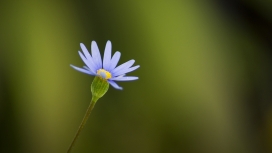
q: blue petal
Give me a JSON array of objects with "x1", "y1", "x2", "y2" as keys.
[
  {"x1": 108, "y1": 80, "x2": 123, "y2": 90},
  {"x1": 112, "y1": 60, "x2": 135, "y2": 76},
  {"x1": 80, "y1": 43, "x2": 93, "y2": 61},
  {"x1": 78, "y1": 51, "x2": 96, "y2": 74},
  {"x1": 113, "y1": 65, "x2": 140, "y2": 77},
  {"x1": 80, "y1": 43, "x2": 96, "y2": 72},
  {"x1": 91, "y1": 41, "x2": 102, "y2": 70},
  {"x1": 103, "y1": 40, "x2": 112, "y2": 70},
  {"x1": 70, "y1": 65, "x2": 95, "y2": 75},
  {"x1": 108, "y1": 51, "x2": 121, "y2": 71},
  {"x1": 110, "y1": 76, "x2": 138, "y2": 81},
  {"x1": 83, "y1": 66, "x2": 96, "y2": 73}
]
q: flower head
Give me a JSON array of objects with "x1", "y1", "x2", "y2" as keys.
[{"x1": 71, "y1": 40, "x2": 139, "y2": 90}]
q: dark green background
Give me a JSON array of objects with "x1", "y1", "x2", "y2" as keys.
[{"x1": 1, "y1": 0, "x2": 272, "y2": 153}]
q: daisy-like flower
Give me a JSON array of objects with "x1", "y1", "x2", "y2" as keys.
[{"x1": 70, "y1": 40, "x2": 139, "y2": 90}]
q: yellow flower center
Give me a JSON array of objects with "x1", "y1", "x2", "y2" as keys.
[{"x1": 97, "y1": 69, "x2": 112, "y2": 80}]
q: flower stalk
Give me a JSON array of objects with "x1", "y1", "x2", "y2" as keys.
[
  {"x1": 67, "y1": 98, "x2": 97, "y2": 153},
  {"x1": 67, "y1": 77, "x2": 109, "y2": 153}
]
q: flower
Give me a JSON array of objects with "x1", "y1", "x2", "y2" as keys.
[{"x1": 70, "y1": 40, "x2": 139, "y2": 90}]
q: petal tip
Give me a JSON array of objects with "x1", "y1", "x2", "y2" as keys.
[
  {"x1": 118, "y1": 86, "x2": 123, "y2": 90},
  {"x1": 80, "y1": 43, "x2": 86, "y2": 48}
]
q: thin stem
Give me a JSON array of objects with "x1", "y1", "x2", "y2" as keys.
[{"x1": 67, "y1": 98, "x2": 97, "y2": 153}]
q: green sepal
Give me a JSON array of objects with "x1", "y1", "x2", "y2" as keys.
[{"x1": 91, "y1": 76, "x2": 109, "y2": 102}]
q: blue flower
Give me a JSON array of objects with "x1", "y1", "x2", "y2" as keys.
[{"x1": 71, "y1": 40, "x2": 140, "y2": 90}]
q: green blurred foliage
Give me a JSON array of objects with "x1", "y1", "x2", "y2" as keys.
[{"x1": 0, "y1": 0, "x2": 272, "y2": 153}]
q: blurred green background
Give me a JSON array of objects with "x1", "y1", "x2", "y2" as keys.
[{"x1": 1, "y1": 0, "x2": 272, "y2": 153}]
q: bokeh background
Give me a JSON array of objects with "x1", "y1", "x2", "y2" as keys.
[{"x1": 1, "y1": 0, "x2": 272, "y2": 153}]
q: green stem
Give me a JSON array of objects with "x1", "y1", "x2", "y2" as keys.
[{"x1": 67, "y1": 98, "x2": 98, "y2": 153}]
